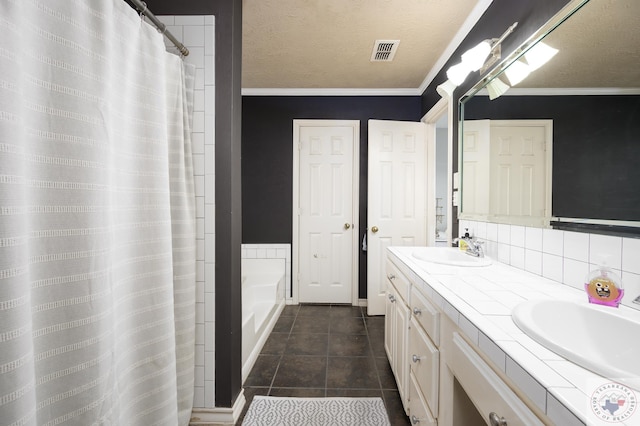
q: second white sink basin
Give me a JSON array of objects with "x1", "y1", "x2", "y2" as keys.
[
  {"x1": 411, "y1": 247, "x2": 492, "y2": 267},
  {"x1": 512, "y1": 299, "x2": 640, "y2": 390}
]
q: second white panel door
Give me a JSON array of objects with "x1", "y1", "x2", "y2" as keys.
[{"x1": 367, "y1": 119, "x2": 427, "y2": 315}]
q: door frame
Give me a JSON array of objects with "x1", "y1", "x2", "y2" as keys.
[
  {"x1": 292, "y1": 119, "x2": 360, "y2": 306},
  {"x1": 423, "y1": 97, "x2": 454, "y2": 246}
]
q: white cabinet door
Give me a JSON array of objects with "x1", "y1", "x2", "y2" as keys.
[{"x1": 367, "y1": 119, "x2": 427, "y2": 315}]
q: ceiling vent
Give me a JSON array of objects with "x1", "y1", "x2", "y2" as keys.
[{"x1": 370, "y1": 40, "x2": 400, "y2": 62}]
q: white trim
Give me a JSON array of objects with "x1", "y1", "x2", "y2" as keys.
[
  {"x1": 422, "y1": 98, "x2": 451, "y2": 247},
  {"x1": 476, "y1": 87, "x2": 640, "y2": 97},
  {"x1": 418, "y1": 0, "x2": 495, "y2": 93},
  {"x1": 190, "y1": 390, "x2": 246, "y2": 425},
  {"x1": 242, "y1": 88, "x2": 421, "y2": 97},
  {"x1": 553, "y1": 217, "x2": 640, "y2": 228},
  {"x1": 292, "y1": 120, "x2": 360, "y2": 306}
]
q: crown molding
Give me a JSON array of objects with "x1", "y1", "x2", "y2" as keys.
[{"x1": 241, "y1": 87, "x2": 422, "y2": 96}]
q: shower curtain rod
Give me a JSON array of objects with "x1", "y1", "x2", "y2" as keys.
[{"x1": 129, "y1": 0, "x2": 190, "y2": 57}]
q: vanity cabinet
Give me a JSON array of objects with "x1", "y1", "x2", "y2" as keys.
[{"x1": 385, "y1": 250, "x2": 549, "y2": 426}]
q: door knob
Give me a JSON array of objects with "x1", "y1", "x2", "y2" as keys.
[
  {"x1": 371, "y1": 226, "x2": 379, "y2": 233},
  {"x1": 344, "y1": 223, "x2": 351, "y2": 230}
]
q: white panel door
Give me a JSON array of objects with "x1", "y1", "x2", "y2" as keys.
[
  {"x1": 298, "y1": 122, "x2": 356, "y2": 303},
  {"x1": 490, "y1": 125, "x2": 547, "y2": 218},
  {"x1": 461, "y1": 120, "x2": 491, "y2": 216},
  {"x1": 367, "y1": 120, "x2": 427, "y2": 315}
]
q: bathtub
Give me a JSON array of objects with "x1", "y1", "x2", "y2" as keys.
[{"x1": 241, "y1": 258, "x2": 286, "y2": 382}]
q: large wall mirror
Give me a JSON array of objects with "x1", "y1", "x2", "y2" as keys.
[{"x1": 459, "y1": 0, "x2": 640, "y2": 235}]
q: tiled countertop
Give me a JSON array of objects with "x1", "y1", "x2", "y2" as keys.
[{"x1": 388, "y1": 246, "x2": 640, "y2": 426}]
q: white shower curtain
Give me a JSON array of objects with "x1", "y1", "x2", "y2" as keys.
[{"x1": 0, "y1": 1, "x2": 196, "y2": 425}]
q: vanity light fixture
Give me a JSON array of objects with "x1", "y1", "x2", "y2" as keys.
[
  {"x1": 437, "y1": 22, "x2": 518, "y2": 98},
  {"x1": 486, "y1": 77, "x2": 510, "y2": 100}
]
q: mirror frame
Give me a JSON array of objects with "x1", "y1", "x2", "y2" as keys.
[{"x1": 457, "y1": 0, "x2": 640, "y2": 236}]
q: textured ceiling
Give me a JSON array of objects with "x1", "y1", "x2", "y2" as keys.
[{"x1": 242, "y1": 0, "x2": 481, "y2": 90}]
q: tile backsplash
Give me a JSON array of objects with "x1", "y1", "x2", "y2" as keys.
[
  {"x1": 459, "y1": 220, "x2": 640, "y2": 310},
  {"x1": 242, "y1": 244, "x2": 292, "y2": 300}
]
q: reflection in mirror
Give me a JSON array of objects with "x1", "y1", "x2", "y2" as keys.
[{"x1": 459, "y1": 0, "x2": 640, "y2": 235}]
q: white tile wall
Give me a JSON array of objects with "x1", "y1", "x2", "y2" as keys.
[
  {"x1": 460, "y1": 220, "x2": 640, "y2": 310},
  {"x1": 242, "y1": 244, "x2": 292, "y2": 300},
  {"x1": 158, "y1": 14, "x2": 215, "y2": 409}
]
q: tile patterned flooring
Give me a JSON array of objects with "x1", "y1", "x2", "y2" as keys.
[{"x1": 237, "y1": 304, "x2": 410, "y2": 425}]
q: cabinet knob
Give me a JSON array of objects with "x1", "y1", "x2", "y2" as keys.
[
  {"x1": 371, "y1": 226, "x2": 379, "y2": 233},
  {"x1": 413, "y1": 307, "x2": 422, "y2": 315},
  {"x1": 387, "y1": 273, "x2": 396, "y2": 280},
  {"x1": 489, "y1": 412, "x2": 507, "y2": 426},
  {"x1": 388, "y1": 294, "x2": 396, "y2": 303},
  {"x1": 410, "y1": 415, "x2": 420, "y2": 424},
  {"x1": 412, "y1": 354, "x2": 422, "y2": 363}
]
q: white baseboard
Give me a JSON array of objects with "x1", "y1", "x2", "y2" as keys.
[
  {"x1": 357, "y1": 298, "x2": 368, "y2": 307},
  {"x1": 190, "y1": 390, "x2": 246, "y2": 426}
]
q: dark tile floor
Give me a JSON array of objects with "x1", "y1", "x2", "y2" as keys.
[{"x1": 237, "y1": 304, "x2": 410, "y2": 425}]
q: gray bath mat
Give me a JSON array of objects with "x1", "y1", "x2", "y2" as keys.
[{"x1": 242, "y1": 396, "x2": 391, "y2": 426}]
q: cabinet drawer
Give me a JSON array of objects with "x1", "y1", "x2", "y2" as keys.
[
  {"x1": 451, "y1": 333, "x2": 544, "y2": 426},
  {"x1": 410, "y1": 286, "x2": 440, "y2": 346},
  {"x1": 386, "y1": 258, "x2": 410, "y2": 303},
  {"x1": 408, "y1": 372, "x2": 437, "y2": 426},
  {"x1": 408, "y1": 318, "x2": 439, "y2": 418}
]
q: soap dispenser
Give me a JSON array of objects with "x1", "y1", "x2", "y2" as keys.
[
  {"x1": 458, "y1": 228, "x2": 471, "y2": 252},
  {"x1": 584, "y1": 261, "x2": 624, "y2": 307}
]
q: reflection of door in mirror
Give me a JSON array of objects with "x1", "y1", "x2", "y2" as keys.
[{"x1": 462, "y1": 120, "x2": 552, "y2": 227}]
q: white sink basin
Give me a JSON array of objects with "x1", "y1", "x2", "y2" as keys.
[
  {"x1": 512, "y1": 299, "x2": 640, "y2": 390},
  {"x1": 411, "y1": 247, "x2": 492, "y2": 267}
]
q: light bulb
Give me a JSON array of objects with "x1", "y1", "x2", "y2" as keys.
[
  {"x1": 446, "y1": 62, "x2": 472, "y2": 86},
  {"x1": 461, "y1": 41, "x2": 492, "y2": 72},
  {"x1": 524, "y1": 42, "x2": 559, "y2": 71},
  {"x1": 504, "y1": 60, "x2": 530, "y2": 86},
  {"x1": 436, "y1": 80, "x2": 457, "y2": 99},
  {"x1": 486, "y1": 78, "x2": 510, "y2": 100}
]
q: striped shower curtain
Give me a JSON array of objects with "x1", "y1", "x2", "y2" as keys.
[{"x1": 0, "y1": 1, "x2": 196, "y2": 425}]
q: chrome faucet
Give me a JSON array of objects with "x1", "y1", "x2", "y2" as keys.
[
  {"x1": 453, "y1": 234, "x2": 485, "y2": 258},
  {"x1": 633, "y1": 295, "x2": 640, "y2": 305},
  {"x1": 465, "y1": 238, "x2": 485, "y2": 258}
]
